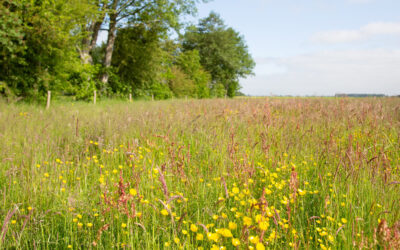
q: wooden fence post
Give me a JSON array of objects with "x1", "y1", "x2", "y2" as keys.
[
  {"x1": 152, "y1": 94, "x2": 154, "y2": 101},
  {"x1": 94, "y1": 90, "x2": 96, "y2": 104},
  {"x1": 129, "y1": 93, "x2": 132, "y2": 102},
  {"x1": 46, "y1": 91, "x2": 51, "y2": 109}
]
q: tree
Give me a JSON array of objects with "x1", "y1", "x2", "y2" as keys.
[
  {"x1": 168, "y1": 66, "x2": 196, "y2": 98},
  {"x1": 99, "y1": 0, "x2": 205, "y2": 87},
  {"x1": 175, "y1": 49, "x2": 211, "y2": 98},
  {"x1": 111, "y1": 23, "x2": 171, "y2": 97},
  {"x1": 0, "y1": 0, "x2": 25, "y2": 97},
  {"x1": 79, "y1": 0, "x2": 107, "y2": 65},
  {"x1": 0, "y1": 0, "x2": 100, "y2": 99},
  {"x1": 182, "y1": 12, "x2": 255, "y2": 97}
]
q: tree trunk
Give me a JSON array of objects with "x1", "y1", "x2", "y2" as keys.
[
  {"x1": 101, "y1": 1, "x2": 118, "y2": 85},
  {"x1": 80, "y1": 23, "x2": 95, "y2": 64},
  {"x1": 89, "y1": 16, "x2": 104, "y2": 52},
  {"x1": 79, "y1": 2, "x2": 106, "y2": 64}
]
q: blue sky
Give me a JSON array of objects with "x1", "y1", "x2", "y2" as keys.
[{"x1": 193, "y1": 0, "x2": 400, "y2": 96}]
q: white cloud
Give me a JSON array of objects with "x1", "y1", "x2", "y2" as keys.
[
  {"x1": 311, "y1": 22, "x2": 400, "y2": 43},
  {"x1": 241, "y1": 49, "x2": 400, "y2": 96},
  {"x1": 362, "y1": 22, "x2": 400, "y2": 35},
  {"x1": 253, "y1": 58, "x2": 287, "y2": 75}
]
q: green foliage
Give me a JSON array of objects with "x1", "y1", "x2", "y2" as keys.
[
  {"x1": 111, "y1": 25, "x2": 169, "y2": 96},
  {"x1": 1, "y1": 0, "x2": 255, "y2": 101},
  {"x1": 61, "y1": 61, "x2": 100, "y2": 101},
  {"x1": 0, "y1": 0, "x2": 26, "y2": 97},
  {"x1": 150, "y1": 82, "x2": 174, "y2": 100},
  {"x1": 210, "y1": 82, "x2": 226, "y2": 98},
  {"x1": 168, "y1": 66, "x2": 197, "y2": 97},
  {"x1": 0, "y1": 0, "x2": 101, "y2": 100},
  {"x1": 176, "y1": 49, "x2": 211, "y2": 98},
  {"x1": 0, "y1": 0, "x2": 26, "y2": 70},
  {"x1": 182, "y1": 12, "x2": 255, "y2": 97}
]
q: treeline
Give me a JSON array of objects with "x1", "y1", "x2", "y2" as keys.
[{"x1": 0, "y1": 0, "x2": 255, "y2": 101}]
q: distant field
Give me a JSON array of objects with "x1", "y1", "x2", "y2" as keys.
[{"x1": 0, "y1": 98, "x2": 399, "y2": 249}]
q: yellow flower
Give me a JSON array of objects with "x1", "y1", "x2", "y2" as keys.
[
  {"x1": 190, "y1": 224, "x2": 198, "y2": 232},
  {"x1": 161, "y1": 209, "x2": 169, "y2": 216},
  {"x1": 319, "y1": 231, "x2": 328, "y2": 236},
  {"x1": 77, "y1": 223, "x2": 83, "y2": 228},
  {"x1": 211, "y1": 245, "x2": 219, "y2": 250},
  {"x1": 219, "y1": 228, "x2": 233, "y2": 238},
  {"x1": 207, "y1": 232, "x2": 220, "y2": 242},
  {"x1": 228, "y1": 222, "x2": 237, "y2": 230},
  {"x1": 259, "y1": 221, "x2": 269, "y2": 231},
  {"x1": 196, "y1": 233, "x2": 204, "y2": 241},
  {"x1": 256, "y1": 243, "x2": 265, "y2": 250},
  {"x1": 232, "y1": 187, "x2": 240, "y2": 194},
  {"x1": 232, "y1": 238, "x2": 240, "y2": 246},
  {"x1": 243, "y1": 216, "x2": 252, "y2": 226},
  {"x1": 249, "y1": 235, "x2": 259, "y2": 244},
  {"x1": 341, "y1": 218, "x2": 347, "y2": 224},
  {"x1": 212, "y1": 214, "x2": 219, "y2": 220},
  {"x1": 268, "y1": 231, "x2": 276, "y2": 241},
  {"x1": 266, "y1": 209, "x2": 273, "y2": 218},
  {"x1": 67, "y1": 245, "x2": 72, "y2": 248},
  {"x1": 11, "y1": 220, "x2": 16, "y2": 224},
  {"x1": 130, "y1": 188, "x2": 137, "y2": 196},
  {"x1": 174, "y1": 237, "x2": 180, "y2": 244},
  {"x1": 121, "y1": 223, "x2": 127, "y2": 228},
  {"x1": 298, "y1": 189, "x2": 306, "y2": 196},
  {"x1": 86, "y1": 223, "x2": 93, "y2": 227},
  {"x1": 164, "y1": 242, "x2": 170, "y2": 247}
]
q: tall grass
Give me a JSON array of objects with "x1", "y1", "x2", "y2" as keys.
[{"x1": 0, "y1": 97, "x2": 399, "y2": 249}]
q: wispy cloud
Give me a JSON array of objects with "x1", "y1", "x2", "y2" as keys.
[
  {"x1": 242, "y1": 49, "x2": 400, "y2": 96},
  {"x1": 311, "y1": 22, "x2": 400, "y2": 43}
]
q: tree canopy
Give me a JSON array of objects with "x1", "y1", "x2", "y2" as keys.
[
  {"x1": 0, "y1": 1, "x2": 255, "y2": 101},
  {"x1": 182, "y1": 12, "x2": 255, "y2": 97}
]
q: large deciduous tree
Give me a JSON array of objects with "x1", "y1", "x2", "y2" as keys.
[
  {"x1": 111, "y1": 23, "x2": 171, "y2": 97},
  {"x1": 1, "y1": 0, "x2": 100, "y2": 99},
  {"x1": 182, "y1": 12, "x2": 255, "y2": 97},
  {"x1": 99, "y1": 0, "x2": 204, "y2": 87}
]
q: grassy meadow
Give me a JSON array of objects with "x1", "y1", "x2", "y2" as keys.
[{"x1": 0, "y1": 97, "x2": 399, "y2": 249}]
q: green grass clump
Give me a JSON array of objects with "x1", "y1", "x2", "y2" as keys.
[{"x1": 0, "y1": 97, "x2": 399, "y2": 249}]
